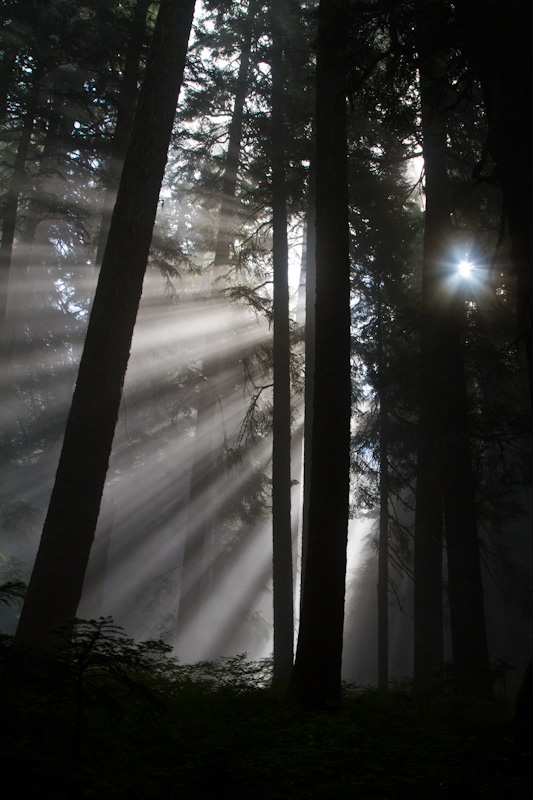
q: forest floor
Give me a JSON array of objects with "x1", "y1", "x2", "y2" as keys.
[{"x1": 1, "y1": 628, "x2": 531, "y2": 799}]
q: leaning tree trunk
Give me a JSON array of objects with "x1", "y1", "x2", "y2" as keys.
[
  {"x1": 271, "y1": 0, "x2": 294, "y2": 685},
  {"x1": 287, "y1": 0, "x2": 350, "y2": 708},
  {"x1": 16, "y1": 0, "x2": 197, "y2": 651}
]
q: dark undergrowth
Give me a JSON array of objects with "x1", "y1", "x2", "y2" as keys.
[{"x1": 1, "y1": 618, "x2": 531, "y2": 799}]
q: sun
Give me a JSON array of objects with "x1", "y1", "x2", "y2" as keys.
[{"x1": 457, "y1": 259, "x2": 474, "y2": 278}]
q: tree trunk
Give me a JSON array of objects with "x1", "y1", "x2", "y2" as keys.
[
  {"x1": 175, "y1": 10, "x2": 254, "y2": 660},
  {"x1": 454, "y1": 0, "x2": 533, "y2": 411},
  {"x1": 376, "y1": 282, "x2": 389, "y2": 690},
  {"x1": 0, "y1": 64, "x2": 43, "y2": 337},
  {"x1": 287, "y1": 0, "x2": 350, "y2": 707},
  {"x1": 16, "y1": 0, "x2": 196, "y2": 651},
  {"x1": 413, "y1": 3, "x2": 492, "y2": 697},
  {"x1": 271, "y1": 0, "x2": 294, "y2": 685},
  {"x1": 442, "y1": 312, "x2": 493, "y2": 697},
  {"x1": 298, "y1": 156, "x2": 316, "y2": 620},
  {"x1": 412, "y1": 7, "x2": 451, "y2": 693},
  {"x1": 213, "y1": 6, "x2": 253, "y2": 270}
]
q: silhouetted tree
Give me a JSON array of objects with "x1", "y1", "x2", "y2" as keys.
[
  {"x1": 413, "y1": 0, "x2": 492, "y2": 697},
  {"x1": 270, "y1": 0, "x2": 294, "y2": 685},
  {"x1": 287, "y1": 0, "x2": 350, "y2": 707},
  {"x1": 454, "y1": 0, "x2": 533, "y2": 410},
  {"x1": 16, "y1": 0, "x2": 197, "y2": 650}
]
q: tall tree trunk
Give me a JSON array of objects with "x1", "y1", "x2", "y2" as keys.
[
  {"x1": 16, "y1": 0, "x2": 196, "y2": 651},
  {"x1": 376, "y1": 281, "x2": 389, "y2": 690},
  {"x1": 298, "y1": 157, "x2": 316, "y2": 619},
  {"x1": 454, "y1": 0, "x2": 533, "y2": 411},
  {"x1": 95, "y1": 0, "x2": 152, "y2": 268},
  {"x1": 442, "y1": 310, "x2": 493, "y2": 697},
  {"x1": 271, "y1": 0, "x2": 294, "y2": 684},
  {"x1": 213, "y1": 6, "x2": 253, "y2": 270},
  {"x1": 412, "y1": 38, "x2": 447, "y2": 692},
  {"x1": 175, "y1": 356, "x2": 222, "y2": 661},
  {"x1": 0, "y1": 65, "x2": 43, "y2": 459},
  {"x1": 413, "y1": 3, "x2": 492, "y2": 697},
  {"x1": 287, "y1": 0, "x2": 350, "y2": 707},
  {"x1": 0, "y1": 64, "x2": 43, "y2": 337},
  {"x1": 175, "y1": 10, "x2": 254, "y2": 660}
]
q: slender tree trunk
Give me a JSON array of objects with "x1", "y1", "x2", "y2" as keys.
[
  {"x1": 176, "y1": 374, "x2": 217, "y2": 660},
  {"x1": 287, "y1": 0, "x2": 350, "y2": 707},
  {"x1": 376, "y1": 283, "x2": 389, "y2": 690},
  {"x1": 3, "y1": 98, "x2": 71, "y2": 377},
  {"x1": 213, "y1": 7, "x2": 253, "y2": 270},
  {"x1": 0, "y1": 49, "x2": 16, "y2": 125},
  {"x1": 412, "y1": 16, "x2": 450, "y2": 693},
  {"x1": 95, "y1": 0, "x2": 152, "y2": 267},
  {"x1": 176, "y1": 11, "x2": 254, "y2": 660},
  {"x1": 16, "y1": 0, "x2": 197, "y2": 650},
  {"x1": 298, "y1": 157, "x2": 316, "y2": 619},
  {"x1": 0, "y1": 64, "x2": 43, "y2": 337},
  {"x1": 271, "y1": 0, "x2": 294, "y2": 684}
]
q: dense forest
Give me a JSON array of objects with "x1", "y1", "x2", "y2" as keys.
[{"x1": 2, "y1": 0, "x2": 533, "y2": 796}]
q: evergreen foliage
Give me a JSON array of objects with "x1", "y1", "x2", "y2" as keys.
[{"x1": 1, "y1": 622, "x2": 529, "y2": 798}]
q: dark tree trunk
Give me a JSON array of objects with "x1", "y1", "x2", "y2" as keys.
[
  {"x1": 287, "y1": 0, "x2": 350, "y2": 707},
  {"x1": 16, "y1": 0, "x2": 196, "y2": 651},
  {"x1": 412, "y1": 3, "x2": 455, "y2": 692},
  {"x1": 413, "y1": 3, "x2": 492, "y2": 697},
  {"x1": 271, "y1": 0, "x2": 294, "y2": 684},
  {"x1": 376, "y1": 283, "x2": 389, "y2": 690},
  {"x1": 298, "y1": 157, "x2": 316, "y2": 619},
  {"x1": 412, "y1": 38, "x2": 447, "y2": 692},
  {"x1": 454, "y1": 0, "x2": 533, "y2": 411},
  {"x1": 442, "y1": 312, "x2": 493, "y2": 697},
  {"x1": 95, "y1": 0, "x2": 152, "y2": 268}
]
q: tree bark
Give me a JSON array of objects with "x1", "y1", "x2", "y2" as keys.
[
  {"x1": 287, "y1": 0, "x2": 350, "y2": 707},
  {"x1": 16, "y1": 0, "x2": 196, "y2": 650}
]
